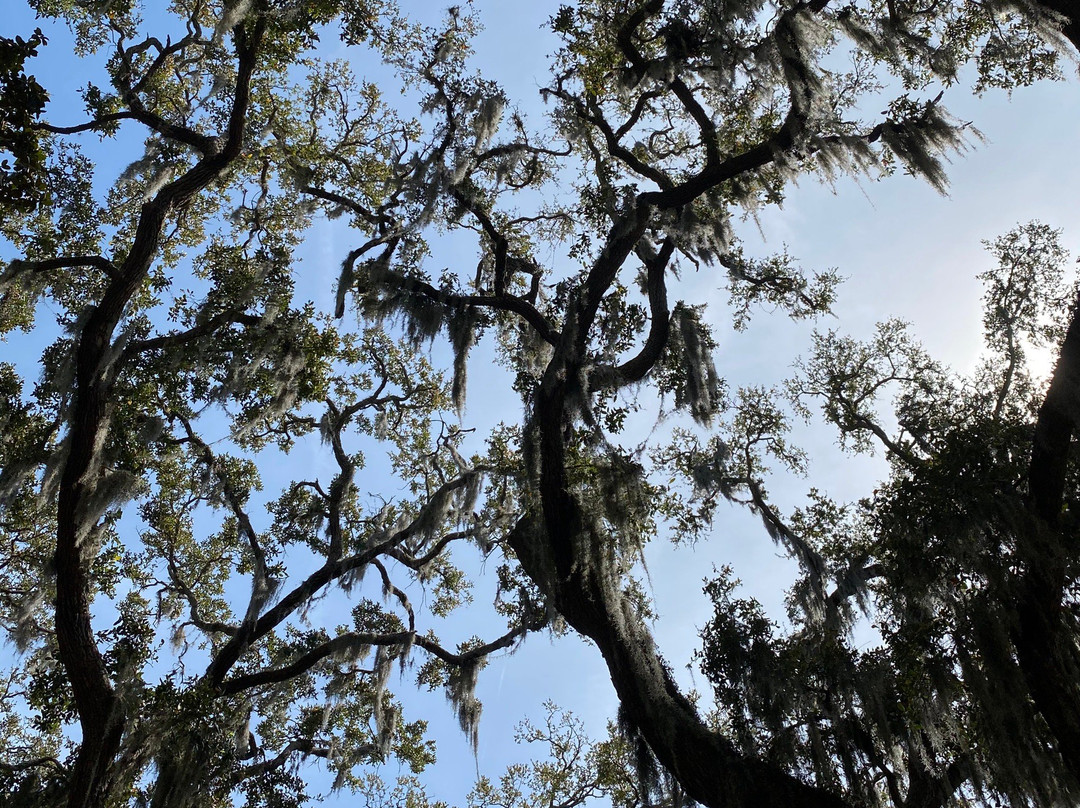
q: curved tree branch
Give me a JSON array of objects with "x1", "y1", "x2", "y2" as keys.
[
  {"x1": 220, "y1": 616, "x2": 544, "y2": 696},
  {"x1": 591, "y1": 236, "x2": 675, "y2": 391}
]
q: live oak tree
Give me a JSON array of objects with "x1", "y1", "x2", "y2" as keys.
[
  {"x1": 687, "y1": 222, "x2": 1080, "y2": 808},
  {"x1": 1, "y1": 3, "x2": 547, "y2": 806},
  {"x1": 679, "y1": 2, "x2": 1080, "y2": 805},
  {"x1": 0, "y1": 1, "x2": 1077, "y2": 808}
]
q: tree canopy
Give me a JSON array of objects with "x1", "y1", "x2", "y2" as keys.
[{"x1": 1, "y1": 1, "x2": 1080, "y2": 807}]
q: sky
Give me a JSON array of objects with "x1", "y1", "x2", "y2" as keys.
[{"x1": 4, "y1": 1, "x2": 1080, "y2": 805}]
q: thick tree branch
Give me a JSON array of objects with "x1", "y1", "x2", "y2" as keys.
[
  {"x1": 376, "y1": 265, "x2": 560, "y2": 346},
  {"x1": 591, "y1": 236, "x2": 675, "y2": 391},
  {"x1": 505, "y1": 515, "x2": 850, "y2": 808},
  {"x1": 232, "y1": 739, "x2": 347, "y2": 783},
  {"x1": 112, "y1": 28, "x2": 219, "y2": 155},
  {"x1": 220, "y1": 616, "x2": 543, "y2": 696},
  {"x1": 122, "y1": 310, "x2": 261, "y2": 358},
  {"x1": 301, "y1": 184, "x2": 385, "y2": 227},
  {"x1": 449, "y1": 185, "x2": 513, "y2": 295},
  {"x1": 8, "y1": 255, "x2": 120, "y2": 281},
  {"x1": 35, "y1": 112, "x2": 138, "y2": 137},
  {"x1": 0, "y1": 756, "x2": 65, "y2": 773},
  {"x1": 1031, "y1": 0, "x2": 1080, "y2": 53},
  {"x1": 384, "y1": 528, "x2": 476, "y2": 571}
]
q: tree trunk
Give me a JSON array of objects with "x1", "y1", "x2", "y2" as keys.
[
  {"x1": 50, "y1": 20, "x2": 265, "y2": 805},
  {"x1": 1016, "y1": 291, "x2": 1080, "y2": 782}
]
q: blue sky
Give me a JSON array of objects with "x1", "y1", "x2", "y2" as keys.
[{"x1": 4, "y1": 1, "x2": 1080, "y2": 805}]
